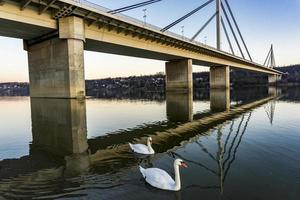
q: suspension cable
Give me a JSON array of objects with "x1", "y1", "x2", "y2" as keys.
[
  {"x1": 221, "y1": 2, "x2": 245, "y2": 59},
  {"x1": 108, "y1": 0, "x2": 162, "y2": 14},
  {"x1": 267, "y1": 55, "x2": 272, "y2": 68},
  {"x1": 161, "y1": 0, "x2": 214, "y2": 32},
  {"x1": 190, "y1": 12, "x2": 217, "y2": 42},
  {"x1": 221, "y1": 17, "x2": 234, "y2": 55},
  {"x1": 224, "y1": 0, "x2": 252, "y2": 61},
  {"x1": 263, "y1": 47, "x2": 272, "y2": 66}
]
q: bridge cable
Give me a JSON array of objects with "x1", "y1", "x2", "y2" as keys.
[
  {"x1": 108, "y1": 0, "x2": 162, "y2": 14},
  {"x1": 108, "y1": 0, "x2": 161, "y2": 14},
  {"x1": 221, "y1": 2, "x2": 245, "y2": 59},
  {"x1": 221, "y1": 17, "x2": 234, "y2": 55},
  {"x1": 264, "y1": 45, "x2": 276, "y2": 68},
  {"x1": 271, "y1": 53, "x2": 275, "y2": 67},
  {"x1": 267, "y1": 55, "x2": 272, "y2": 68},
  {"x1": 161, "y1": 0, "x2": 214, "y2": 32},
  {"x1": 190, "y1": 12, "x2": 217, "y2": 42},
  {"x1": 224, "y1": 0, "x2": 252, "y2": 61},
  {"x1": 263, "y1": 47, "x2": 272, "y2": 66}
]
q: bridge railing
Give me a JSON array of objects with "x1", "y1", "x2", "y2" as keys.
[{"x1": 70, "y1": 0, "x2": 214, "y2": 48}]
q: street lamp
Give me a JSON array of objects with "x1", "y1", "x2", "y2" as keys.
[
  {"x1": 181, "y1": 26, "x2": 185, "y2": 39},
  {"x1": 143, "y1": 9, "x2": 147, "y2": 26}
]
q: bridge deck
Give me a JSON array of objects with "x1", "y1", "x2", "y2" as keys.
[{"x1": 0, "y1": 0, "x2": 282, "y2": 75}]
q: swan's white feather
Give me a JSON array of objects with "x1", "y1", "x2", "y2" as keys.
[
  {"x1": 129, "y1": 143, "x2": 153, "y2": 154},
  {"x1": 139, "y1": 166, "x2": 176, "y2": 191}
]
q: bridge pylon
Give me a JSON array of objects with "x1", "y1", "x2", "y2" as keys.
[
  {"x1": 264, "y1": 44, "x2": 276, "y2": 69},
  {"x1": 216, "y1": 0, "x2": 221, "y2": 50},
  {"x1": 264, "y1": 45, "x2": 281, "y2": 84}
]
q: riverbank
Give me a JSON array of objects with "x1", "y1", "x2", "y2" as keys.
[{"x1": 0, "y1": 64, "x2": 299, "y2": 96}]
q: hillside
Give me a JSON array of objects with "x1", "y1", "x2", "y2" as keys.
[{"x1": 0, "y1": 65, "x2": 299, "y2": 96}]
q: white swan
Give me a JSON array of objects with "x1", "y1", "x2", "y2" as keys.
[
  {"x1": 129, "y1": 137, "x2": 155, "y2": 155},
  {"x1": 139, "y1": 158, "x2": 188, "y2": 191}
]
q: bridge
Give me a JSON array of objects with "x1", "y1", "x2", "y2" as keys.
[{"x1": 0, "y1": 0, "x2": 283, "y2": 98}]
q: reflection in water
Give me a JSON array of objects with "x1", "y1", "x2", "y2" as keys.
[
  {"x1": 0, "y1": 87, "x2": 297, "y2": 199},
  {"x1": 0, "y1": 99, "x2": 91, "y2": 199},
  {"x1": 166, "y1": 91, "x2": 193, "y2": 122},
  {"x1": 210, "y1": 89, "x2": 230, "y2": 111},
  {"x1": 268, "y1": 86, "x2": 282, "y2": 97},
  {"x1": 170, "y1": 112, "x2": 253, "y2": 196},
  {"x1": 31, "y1": 98, "x2": 90, "y2": 177},
  {"x1": 264, "y1": 100, "x2": 276, "y2": 125},
  {"x1": 31, "y1": 98, "x2": 88, "y2": 156}
]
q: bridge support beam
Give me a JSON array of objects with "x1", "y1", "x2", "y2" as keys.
[
  {"x1": 26, "y1": 16, "x2": 85, "y2": 98},
  {"x1": 165, "y1": 59, "x2": 193, "y2": 91},
  {"x1": 210, "y1": 66, "x2": 230, "y2": 89}
]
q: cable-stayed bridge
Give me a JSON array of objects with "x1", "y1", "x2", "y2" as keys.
[{"x1": 0, "y1": 0, "x2": 283, "y2": 98}]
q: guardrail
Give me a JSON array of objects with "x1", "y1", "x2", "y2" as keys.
[{"x1": 70, "y1": 0, "x2": 213, "y2": 48}]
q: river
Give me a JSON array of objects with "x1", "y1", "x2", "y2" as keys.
[{"x1": 0, "y1": 87, "x2": 299, "y2": 200}]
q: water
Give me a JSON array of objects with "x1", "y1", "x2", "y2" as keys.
[{"x1": 0, "y1": 87, "x2": 300, "y2": 200}]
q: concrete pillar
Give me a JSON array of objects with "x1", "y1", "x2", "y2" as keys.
[
  {"x1": 166, "y1": 91, "x2": 193, "y2": 122},
  {"x1": 268, "y1": 74, "x2": 276, "y2": 84},
  {"x1": 210, "y1": 89, "x2": 230, "y2": 111},
  {"x1": 26, "y1": 16, "x2": 85, "y2": 98},
  {"x1": 165, "y1": 59, "x2": 193, "y2": 91},
  {"x1": 210, "y1": 66, "x2": 230, "y2": 89},
  {"x1": 268, "y1": 74, "x2": 280, "y2": 85}
]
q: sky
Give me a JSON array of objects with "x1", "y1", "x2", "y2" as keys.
[{"x1": 0, "y1": 0, "x2": 299, "y2": 82}]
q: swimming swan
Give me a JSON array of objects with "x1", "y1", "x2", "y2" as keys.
[
  {"x1": 139, "y1": 158, "x2": 188, "y2": 191},
  {"x1": 129, "y1": 137, "x2": 155, "y2": 155}
]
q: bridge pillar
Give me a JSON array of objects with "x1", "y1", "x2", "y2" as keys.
[
  {"x1": 210, "y1": 66, "x2": 230, "y2": 89},
  {"x1": 268, "y1": 74, "x2": 276, "y2": 84},
  {"x1": 26, "y1": 16, "x2": 85, "y2": 98},
  {"x1": 268, "y1": 74, "x2": 280, "y2": 85},
  {"x1": 165, "y1": 59, "x2": 193, "y2": 91}
]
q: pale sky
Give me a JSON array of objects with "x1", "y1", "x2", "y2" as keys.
[{"x1": 0, "y1": 0, "x2": 299, "y2": 82}]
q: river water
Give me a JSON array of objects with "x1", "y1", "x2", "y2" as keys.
[{"x1": 0, "y1": 87, "x2": 299, "y2": 200}]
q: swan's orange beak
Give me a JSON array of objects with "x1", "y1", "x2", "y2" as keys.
[{"x1": 181, "y1": 162, "x2": 188, "y2": 168}]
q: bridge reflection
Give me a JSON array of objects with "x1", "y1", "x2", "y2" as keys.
[
  {"x1": 0, "y1": 87, "x2": 282, "y2": 198},
  {"x1": 31, "y1": 98, "x2": 88, "y2": 156},
  {"x1": 30, "y1": 98, "x2": 90, "y2": 177},
  {"x1": 166, "y1": 91, "x2": 193, "y2": 122},
  {"x1": 210, "y1": 88, "x2": 230, "y2": 111}
]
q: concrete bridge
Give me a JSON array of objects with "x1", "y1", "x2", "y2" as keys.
[{"x1": 0, "y1": 0, "x2": 283, "y2": 98}]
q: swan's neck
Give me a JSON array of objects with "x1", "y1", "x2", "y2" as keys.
[
  {"x1": 147, "y1": 142, "x2": 154, "y2": 153},
  {"x1": 173, "y1": 164, "x2": 181, "y2": 191}
]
